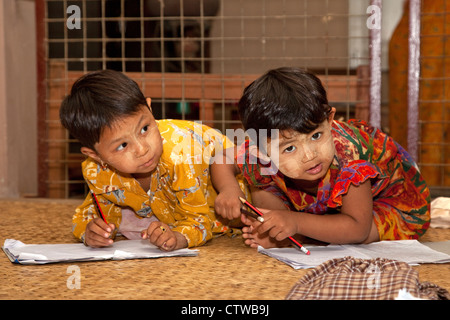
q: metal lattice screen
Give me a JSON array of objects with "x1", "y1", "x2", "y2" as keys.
[
  {"x1": 42, "y1": 0, "x2": 372, "y2": 198},
  {"x1": 418, "y1": 0, "x2": 450, "y2": 196}
]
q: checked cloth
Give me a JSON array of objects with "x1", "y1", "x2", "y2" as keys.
[{"x1": 286, "y1": 256, "x2": 450, "y2": 300}]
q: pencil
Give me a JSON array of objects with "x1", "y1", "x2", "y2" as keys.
[
  {"x1": 240, "y1": 208, "x2": 265, "y2": 223},
  {"x1": 90, "y1": 190, "x2": 108, "y2": 223},
  {"x1": 239, "y1": 197, "x2": 310, "y2": 255}
]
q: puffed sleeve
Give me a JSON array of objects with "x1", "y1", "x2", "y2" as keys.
[{"x1": 327, "y1": 160, "x2": 385, "y2": 208}]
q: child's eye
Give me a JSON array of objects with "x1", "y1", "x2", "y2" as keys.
[
  {"x1": 116, "y1": 142, "x2": 127, "y2": 151},
  {"x1": 141, "y1": 125, "x2": 149, "y2": 135},
  {"x1": 284, "y1": 145, "x2": 296, "y2": 153},
  {"x1": 311, "y1": 132, "x2": 322, "y2": 140}
]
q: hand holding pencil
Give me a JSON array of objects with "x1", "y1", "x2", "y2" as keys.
[
  {"x1": 239, "y1": 197, "x2": 310, "y2": 255},
  {"x1": 83, "y1": 190, "x2": 116, "y2": 248}
]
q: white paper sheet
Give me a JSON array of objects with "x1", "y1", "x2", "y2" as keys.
[
  {"x1": 257, "y1": 240, "x2": 450, "y2": 269},
  {"x1": 2, "y1": 239, "x2": 198, "y2": 265}
]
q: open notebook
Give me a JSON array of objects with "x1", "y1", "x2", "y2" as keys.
[
  {"x1": 258, "y1": 240, "x2": 450, "y2": 269},
  {"x1": 2, "y1": 239, "x2": 198, "y2": 265}
]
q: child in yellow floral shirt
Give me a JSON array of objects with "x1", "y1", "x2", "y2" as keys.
[{"x1": 60, "y1": 70, "x2": 248, "y2": 250}]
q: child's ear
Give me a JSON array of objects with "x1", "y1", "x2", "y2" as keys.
[
  {"x1": 328, "y1": 107, "x2": 336, "y2": 123},
  {"x1": 146, "y1": 97, "x2": 152, "y2": 112},
  {"x1": 81, "y1": 147, "x2": 102, "y2": 163}
]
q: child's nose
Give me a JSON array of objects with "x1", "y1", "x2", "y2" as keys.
[
  {"x1": 302, "y1": 146, "x2": 317, "y2": 163},
  {"x1": 134, "y1": 139, "x2": 149, "y2": 157}
]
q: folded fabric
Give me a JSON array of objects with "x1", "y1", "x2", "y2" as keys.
[
  {"x1": 285, "y1": 256, "x2": 450, "y2": 300},
  {"x1": 430, "y1": 197, "x2": 450, "y2": 228}
]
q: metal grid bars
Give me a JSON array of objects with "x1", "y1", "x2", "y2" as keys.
[
  {"x1": 41, "y1": 0, "x2": 372, "y2": 198},
  {"x1": 418, "y1": 0, "x2": 450, "y2": 195}
]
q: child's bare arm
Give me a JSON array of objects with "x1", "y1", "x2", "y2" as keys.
[
  {"x1": 298, "y1": 179, "x2": 376, "y2": 243},
  {"x1": 250, "y1": 187, "x2": 288, "y2": 210},
  {"x1": 210, "y1": 147, "x2": 245, "y2": 220},
  {"x1": 255, "y1": 180, "x2": 377, "y2": 244}
]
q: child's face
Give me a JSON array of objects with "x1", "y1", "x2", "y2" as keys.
[
  {"x1": 82, "y1": 104, "x2": 163, "y2": 176},
  {"x1": 266, "y1": 109, "x2": 336, "y2": 183}
]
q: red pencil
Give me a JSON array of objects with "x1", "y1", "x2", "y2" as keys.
[
  {"x1": 239, "y1": 197, "x2": 310, "y2": 255},
  {"x1": 90, "y1": 190, "x2": 108, "y2": 223}
]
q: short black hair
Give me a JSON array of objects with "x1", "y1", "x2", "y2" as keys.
[
  {"x1": 60, "y1": 69, "x2": 149, "y2": 150},
  {"x1": 238, "y1": 67, "x2": 331, "y2": 137}
]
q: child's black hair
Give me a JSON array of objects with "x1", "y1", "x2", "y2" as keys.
[
  {"x1": 60, "y1": 69, "x2": 149, "y2": 150},
  {"x1": 238, "y1": 67, "x2": 332, "y2": 137}
]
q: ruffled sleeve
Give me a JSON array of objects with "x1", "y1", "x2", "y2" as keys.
[{"x1": 327, "y1": 160, "x2": 382, "y2": 208}]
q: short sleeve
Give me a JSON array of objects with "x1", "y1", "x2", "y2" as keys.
[{"x1": 327, "y1": 160, "x2": 381, "y2": 208}]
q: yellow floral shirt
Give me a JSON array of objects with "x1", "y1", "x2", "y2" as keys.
[{"x1": 73, "y1": 119, "x2": 247, "y2": 247}]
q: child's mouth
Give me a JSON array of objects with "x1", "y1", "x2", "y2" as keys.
[
  {"x1": 306, "y1": 163, "x2": 322, "y2": 175},
  {"x1": 141, "y1": 157, "x2": 154, "y2": 168}
]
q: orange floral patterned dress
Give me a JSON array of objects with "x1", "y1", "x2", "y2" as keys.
[
  {"x1": 73, "y1": 119, "x2": 249, "y2": 247},
  {"x1": 236, "y1": 120, "x2": 431, "y2": 240}
]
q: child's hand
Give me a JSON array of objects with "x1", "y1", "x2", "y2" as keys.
[
  {"x1": 246, "y1": 208, "x2": 299, "y2": 242},
  {"x1": 141, "y1": 221, "x2": 188, "y2": 251},
  {"x1": 214, "y1": 187, "x2": 245, "y2": 221},
  {"x1": 241, "y1": 208, "x2": 293, "y2": 249},
  {"x1": 84, "y1": 218, "x2": 115, "y2": 247}
]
